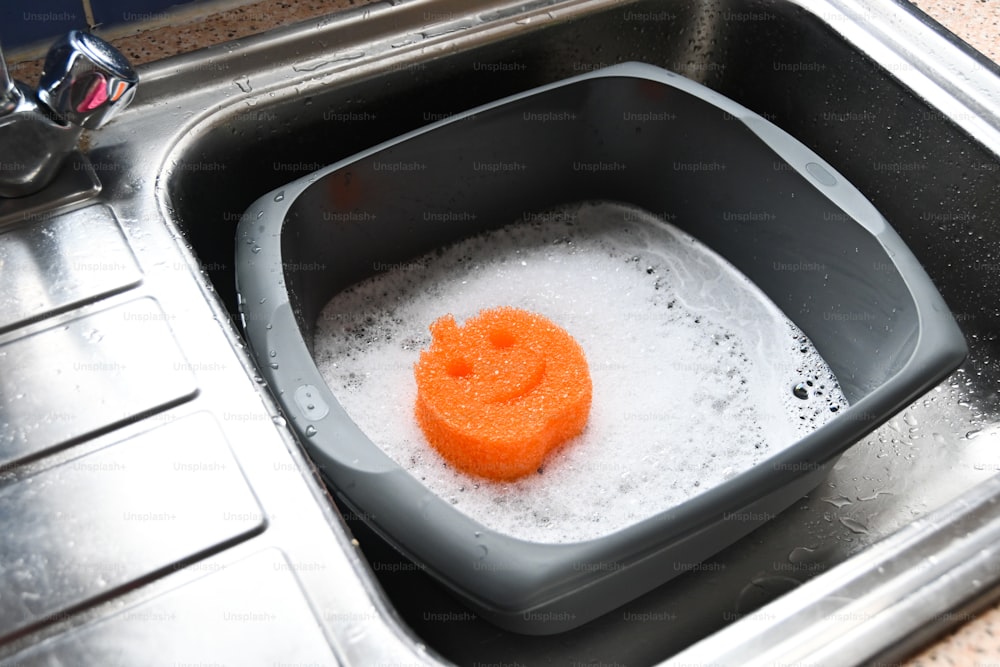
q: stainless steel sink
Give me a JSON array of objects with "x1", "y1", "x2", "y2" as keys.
[{"x1": 3, "y1": 0, "x2": 1000, "y2": 665}]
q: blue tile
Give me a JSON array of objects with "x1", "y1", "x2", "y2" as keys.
[
  {"x1": 0, "y1": 0, "x2": 89, "y2": 51},
  {"x1": 90, "y1": 0, "x2": 209, "y2": 29}
]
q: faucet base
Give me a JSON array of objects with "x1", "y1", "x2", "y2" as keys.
[{"x1": 0, "y1": 151, "x2": 100, "y2": 228}]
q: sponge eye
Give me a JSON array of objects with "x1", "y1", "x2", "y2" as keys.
[{"x1": 445, "y1": 357, "x2": 472, "y2": 377}]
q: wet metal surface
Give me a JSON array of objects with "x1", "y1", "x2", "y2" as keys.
[
  {"x1": 0, "y1": 153, "x2": 100, "y2": 228},
  {"x1": 7, "y1": 550, "x2": 340, "y2": 667},
  {"x1": 0, "y1": 204, "x2": 141, "y2": 333},
  {"x1": 0, "y1": 298, "x2": 198, "y2": 467},
  {"x1": 0, "y1": 412, "x2": 263, "y2": 642}
]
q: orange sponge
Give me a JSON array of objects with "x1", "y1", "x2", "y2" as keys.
[{"x1": 414, "y1": 307, "x2": 592, "y2": 481}]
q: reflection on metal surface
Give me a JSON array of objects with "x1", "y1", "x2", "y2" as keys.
[
  {"x1": 0, "y1": 412, "x2": 264, "y2": 643},
  {"x1": 669, "y1": 473, "x2": 1000, "y2": 666},
  {"x1": 36, "y1": 31, "x2": 139, "y2": 132},
  {"x1": 0, "y1": 153, "x2": 101, "y2": 228},
  {"x1": 0, "y1": 298, "x2": 197, "y2": 468},
  {"x1": 0, "y1": 204, "x2": 142, "y2": 333},
  {"x1": 8, "y1": 549, "x2": 340, "y2": 667}
]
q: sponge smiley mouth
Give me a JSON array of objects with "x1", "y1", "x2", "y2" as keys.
[{"x1": 414, "y1": 307, "x2": 592, "y2": 481}]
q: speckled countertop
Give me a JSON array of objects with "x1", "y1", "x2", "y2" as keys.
[
  {"x1": 7, "y1": 0, "x2": 1000, "y2": 664},
  {"x1": 913, "y1": 0, "x2": 1000, "y2": 64},
  {"x1": 5, "y1": 0, "x2": 364, "y2": 81}
]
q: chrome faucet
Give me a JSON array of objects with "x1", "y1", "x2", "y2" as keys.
[{"x1": 0, "y1": 31, "x2": 138, "y2": 198}]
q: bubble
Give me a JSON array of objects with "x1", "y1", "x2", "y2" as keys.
[
  {"x1": 313, "y1": 202, "x2": 849, "y2": 543},
  {"x1": 793, "y1": 383, "x2": 810, "y2": 400}
]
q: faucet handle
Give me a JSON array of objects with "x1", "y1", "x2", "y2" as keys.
[{"x1": 37, "y1": 31, "x2": 138, "y2": 130}]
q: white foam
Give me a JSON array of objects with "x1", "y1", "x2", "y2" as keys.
[{"x1": 313, "y1": 201, "x2": 848, "y2": 543}]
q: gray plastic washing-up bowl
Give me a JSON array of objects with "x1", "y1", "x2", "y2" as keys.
[{"x1": 234, "y1": 62, "x2": 966, "y2": 635}]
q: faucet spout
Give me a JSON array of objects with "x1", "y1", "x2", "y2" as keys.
[{"x1": 0, "y1": 41, "x2": 21, "y2": 115}]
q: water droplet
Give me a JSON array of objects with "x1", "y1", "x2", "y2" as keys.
[
  {"x1": 822, "y1": 495, "x2": 853, "y2": 508},
  {"x1": 234, "y1": 77, "x2": 252, "y2": 93},
  {"x1": 736, "y1": 576, "x2": 801, "y2": 614},
  {"x1": 274, "y1": 191, "x2": 285, "y2": 202},
  {"x1": 477, "y1": 544, "x2": 488, "y2": 558},
  {"x1": 305, "y1": 425, "x2": 317, "y2": 436},
  {"x1": 787, "y1": 546, "x2": 817, "y2": 564},
  {"x1": 331, "y1": 51, "x2": 366, "y2": 63},
  {"x1": 292, "y1": 60, "x2": 331, "y2": 72},
  {"x1": 251, "y1": 246, "x2": 262, "y2": 254},
  {"x1": 269, "y1": 362, "x2": 279, "y2": 369},
  {"x1": 345, "y1": 623, "x2": 366, "y2": 644},
  {"x1": 272, "y1": 416, "x2": 287, "y2": 427},
  {"x1": 857, "y1": 490, "x2": 892, "y2": 501},
  {"x1": 793, "y1": 382, "x2": 809, "y2": 399},
  {"x1": 839, "y1": 517, "x2": 869, "y2": 534}
]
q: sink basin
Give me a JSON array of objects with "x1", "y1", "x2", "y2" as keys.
[
  {"x1": 232, "y1": 59, "x2": 967, "y2": 634},
  {"x1": 19, "y1": 0, "x2": 994, "y2": 664}
]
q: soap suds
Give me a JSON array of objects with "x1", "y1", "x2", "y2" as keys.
[{"x1": 314, "y1": 201, "x2": 848, "y2": 543}]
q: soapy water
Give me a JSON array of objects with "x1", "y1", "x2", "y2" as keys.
[{"x1": 313, "y1": 201, "x2": 848, "y2": 543}]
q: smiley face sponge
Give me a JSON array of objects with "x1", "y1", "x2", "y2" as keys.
[{"x1": 414, "y1": 307, "x2": 592, "y2": 481}]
